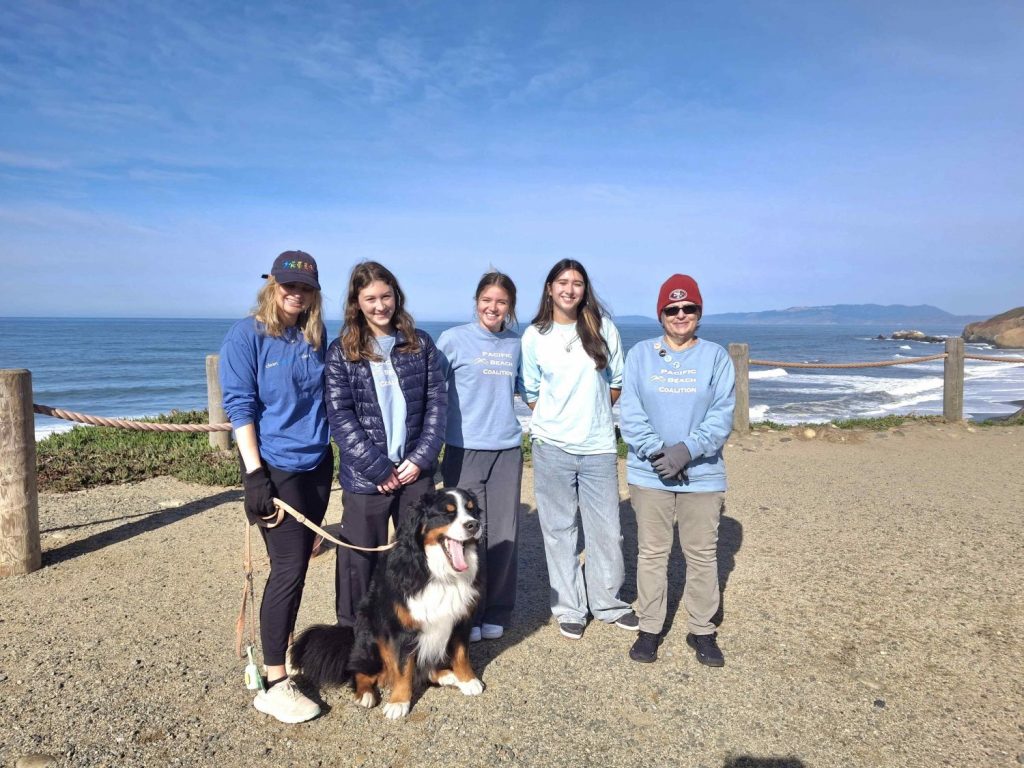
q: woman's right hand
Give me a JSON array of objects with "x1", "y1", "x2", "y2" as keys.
[
  {"x1": 376, "y1": 468, "x2": 402, "y2": 495},
  {"x1": 243, "y1": 466, "x2": 279, "y2": 526}
]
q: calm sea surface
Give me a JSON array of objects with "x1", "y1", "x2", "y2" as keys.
[{"x1": 1, "y1": 317, "x2": 1021, "y2": 440}]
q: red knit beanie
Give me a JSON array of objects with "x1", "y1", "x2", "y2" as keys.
[{"x1": 657, "y1": 274, "x2": 703, "y2": 316}]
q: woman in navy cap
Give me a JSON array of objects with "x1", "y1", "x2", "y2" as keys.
[
  {"x1": 618, "y1": 274, "x2": 735, "y2": 666},
  {"x1": 219, "y1": 251, "x2": 331, "y2": 723}
]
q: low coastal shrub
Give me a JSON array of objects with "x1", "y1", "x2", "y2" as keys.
[{"x1": 37, "y1": 410, "x2": 240, "y2": 492}]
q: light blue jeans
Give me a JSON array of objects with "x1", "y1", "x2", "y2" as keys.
[{"x1": 532, "y1": 440, "x2": 631, "y2": 625}]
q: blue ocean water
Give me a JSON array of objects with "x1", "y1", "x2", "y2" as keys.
[{"x1": 1, "y1": 317, "x2": 1021, "y2": 440}]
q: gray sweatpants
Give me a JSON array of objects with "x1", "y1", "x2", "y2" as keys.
[
  {"x1": 630, "y1": 485, "x2": 724, "y2": 636},
  {"x1": 442, "y1": 445, "x2": 523, "y2": 627}
]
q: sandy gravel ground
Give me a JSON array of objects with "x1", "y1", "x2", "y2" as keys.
[{"x1": 1, "y1": 422, "x2": 1022, "y2": 768}]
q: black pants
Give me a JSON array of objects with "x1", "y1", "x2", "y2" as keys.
[
  {"x1": 334, "y1": 475, "x2": 434, "y2": 626},
  {"x1": 256, "y1": 450, "x2": 333, "y2": 666}
]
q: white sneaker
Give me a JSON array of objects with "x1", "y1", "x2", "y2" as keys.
[
  {"x1": 253, "y1": 678, "x2": 320, "y2": 723},
  {"x1": 469, "y1": 626, "x2": 482, "y2": 643},
  {"x1": 481, "y1": 623, "x2": 504, "y2": 640}
]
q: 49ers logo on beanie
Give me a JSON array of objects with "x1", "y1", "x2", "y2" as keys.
[{"x1": 657, "y1": 274, "x2": 703, "y2": 316}]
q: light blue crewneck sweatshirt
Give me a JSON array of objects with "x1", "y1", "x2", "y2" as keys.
[
  {"x1": 619, "y1": 336, "x2": 735, "y2": 492},
  {"x1": 370, "y1": 334, "x2": 408, "y2": 463},
  {"x1": 436, "y1": 322, "x2": 523, "y2": 450},
  {"x1": 521, "y1": 316, "x2": 624, "y2": 455}
]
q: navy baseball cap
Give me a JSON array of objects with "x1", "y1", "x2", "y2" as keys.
[{"x1": 262, "y1": 251, "x2": 320, "y2": 290}]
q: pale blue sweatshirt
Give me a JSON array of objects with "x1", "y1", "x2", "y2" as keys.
[
  {"x1": 370, "y1": 334, "x2": 408, "y2": 463},
  {"x1": 619, "y1": 337, "x2": 735, "y2": 492},
  {"x1": 521, "y1": 316, "x2": 624, "y2": 455},
  {"x1": 436, "y1": 322, "x2": 523, "y2": 450}
]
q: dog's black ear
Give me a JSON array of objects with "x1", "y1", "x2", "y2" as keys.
[{"x1": 395, "y1": 490, "x2": 433, "y2": 543}]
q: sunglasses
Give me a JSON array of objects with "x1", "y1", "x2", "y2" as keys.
[{"x1": 663, "y1": 304, "x2": 700, "y2": 317}]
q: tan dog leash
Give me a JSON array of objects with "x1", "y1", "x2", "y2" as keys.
[
  {"x1": 233, "y1": 498, "x2": 397, "y2": 661},
  {"x1": 267, "y1": 497, "x2": 398, "y2": 553}
]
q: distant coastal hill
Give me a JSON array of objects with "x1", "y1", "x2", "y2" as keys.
[{"x1": 696, "y1": 304, "x2": 986, "y2": 326}]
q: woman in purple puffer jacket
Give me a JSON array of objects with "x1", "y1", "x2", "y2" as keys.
[{"x1": 325, "y1": 261, "x2": 447, "y2": 627}]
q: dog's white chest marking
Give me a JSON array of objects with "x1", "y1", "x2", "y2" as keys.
[{"x1": 407, "y1": 553, "x2": 478, "y2": 667}]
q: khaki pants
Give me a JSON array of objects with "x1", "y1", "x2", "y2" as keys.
[{"x1": 630, "y1": 485, "x2": 724, "y2": 636}]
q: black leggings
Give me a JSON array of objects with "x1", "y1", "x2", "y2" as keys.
[{"x1": 257, "y1": 450, "x2": 333, "y2": 666}]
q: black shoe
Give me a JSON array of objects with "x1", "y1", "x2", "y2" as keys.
[
  {"x1": 629, "y1": 631, "x2": 660, "y2": 663},
  {"x1": 686, "y1": 632, "x2": 725, "y2": 667},
  {"x1": 559, "y1": 621, "x2": 586, "y2": 640},
  {"x1": 614, "y1": 611, "x2": 640, "y2": 631}
]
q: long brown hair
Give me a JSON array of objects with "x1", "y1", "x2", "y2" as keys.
[
  {"x1": 252, "y1": 276, "x2": 324, "y2": 349},
  {"x1": 340, "y1": 261, "x2": 420, "y2": 362},
  {"x1": 476, "y1": 271, "x2": 518, "y2": 331},
  {"x1": 531, "y1": 259, "x2": 609, "y2": 370}
]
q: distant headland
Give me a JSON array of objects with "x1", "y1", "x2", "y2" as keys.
[{"x1": 695, "y1": 304, "x2": 986, "y2": 326}]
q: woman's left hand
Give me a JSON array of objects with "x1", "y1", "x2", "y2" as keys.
[{"x1": 395, "y1": 459, "x2": 422, "y2": 485}]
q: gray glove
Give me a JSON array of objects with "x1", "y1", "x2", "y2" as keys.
[{"x1": 651, "y1": 443, "x2": 691, "y2": 480}]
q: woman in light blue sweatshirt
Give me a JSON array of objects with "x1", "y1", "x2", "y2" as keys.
[
  {"x1": 618, "y1": 274, "x2": 735, "y2": 667},
  {"x1": 437, "y1": 272, "x2": 523, "y2": 642},
  {"x1": 521, "y1": 259, "x2": 638, "y2": 640}
]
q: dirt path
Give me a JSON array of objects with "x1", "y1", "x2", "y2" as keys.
[{"x1": 1, "y1": 422, "x2": 1022, "y2": 767}]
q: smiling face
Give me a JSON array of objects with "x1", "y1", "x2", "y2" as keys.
[
  {"x1": 661, "y1": 301, "x2": 701, "y2": 347},
  {"x1": 477, "y1": 285, "x2": 511, "y2": 333},
  {"x1": 274, "y1": 281, "x2": 316, "y2": 325},
  {"x1": 547, "y1": 269, "x2": 585, "y2": 323},
  {"x1": 358, "y1": 279, "x2": 396, "y2": 336}
]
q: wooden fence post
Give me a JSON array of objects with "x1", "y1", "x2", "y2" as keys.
[
  {"x1": 206, "y1": 354, "x2": 231, "y2": 450},
  {"x1": 728, "y1": 343, "x2": 750, "y2": 433},
  {"x1": 0, "y1": 370, "x2": 41, "y2": 577},
  {"x1": 943, "y1": 337, "x2": 964, "y2": 422}
]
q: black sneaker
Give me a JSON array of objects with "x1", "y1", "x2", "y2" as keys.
[
  {"x1": 614, "y1": 611, "x2": 640, "y2": 631},
  {"x1": 686, "y1": 632, "x2": 725, "y2": 667},
  {"x1": 558, "y1": 621, "x2": 585, "y2": 640},
  {"x1": 629, "y1": 631, "x2": 660, "y2": 663}
]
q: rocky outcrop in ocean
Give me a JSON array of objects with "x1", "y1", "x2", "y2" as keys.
[
  {"x1": 888, "y1": 330, "x2": 947, "y2": 343},
  {"x1": 962, "y1": 307, "x2": 1024, "y2": 349}
]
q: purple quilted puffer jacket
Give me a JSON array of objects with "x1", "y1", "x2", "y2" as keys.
[{"x1": 325, "y1": 329, "x2": 447, "y2": 493}]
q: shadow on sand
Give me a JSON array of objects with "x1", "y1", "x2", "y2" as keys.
[{"x1": 42, "y1": 489, "x2": 241, "y2": 567}]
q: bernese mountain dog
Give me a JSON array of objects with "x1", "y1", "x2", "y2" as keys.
[{"x1": 291, "y1": 487, "x2": 483, "y2": 719}]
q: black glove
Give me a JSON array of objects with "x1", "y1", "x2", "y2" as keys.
[
  {"x1": 243, "y1": 466, "x2": 278, "y2": 527},
  {"x1": 651, "y1": 443, "x2": 691, "y2": 480}
]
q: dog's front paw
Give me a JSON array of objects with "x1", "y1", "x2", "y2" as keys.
[
  {"x1": 353, "y1": 690, "x2": 378, "y2": 708},
  {"x1": 456, "y1": 677, "x2": 484, "y2": 696},
  {"x1": 382, "y1": 700, "x2": 411, "y2": 719},
  {"x1": 434, "y1": 671, "x2": 458, "y2": 687}
]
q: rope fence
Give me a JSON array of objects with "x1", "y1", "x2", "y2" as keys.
[{"x1": 32, "y1": 404, "x2": 232, "y2": 432}]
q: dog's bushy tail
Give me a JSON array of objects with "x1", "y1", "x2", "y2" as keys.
[{"x1": 290, "y1": 624, "x2": 355, "y2": 688}]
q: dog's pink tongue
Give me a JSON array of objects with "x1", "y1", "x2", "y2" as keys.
[{"x1": 447, "y1": 539, "x2": 468, "y2": 572}]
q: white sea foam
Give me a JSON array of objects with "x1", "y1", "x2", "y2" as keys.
[
  {"x1": 899, "y1": 345, "x2": 911, "y2": 350},
  {"x1": 749, "y1": 368, "x2": 787, "y2": 380},
  {"x1": 748, "y1": 404, "x2": 770, "y2": 421}
]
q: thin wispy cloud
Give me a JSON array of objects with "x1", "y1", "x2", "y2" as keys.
[{"x1": 1, "y1": 1, "x2": 1021, "y2": 318}]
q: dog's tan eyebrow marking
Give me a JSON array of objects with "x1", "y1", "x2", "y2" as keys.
[
  {"x1": 466, "y1": 500, "x2": 475, "y2": 508},
  {"x1": 445, "y1": 503, "x2": 456, "y2": 512}
]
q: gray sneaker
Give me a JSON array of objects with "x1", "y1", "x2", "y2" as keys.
[
  {"x1": 559, "y1": 621, "x2": 586, "y2": 640},
  {"x1": 253, "y1": 678, "x2": 321, "y2": 723}
]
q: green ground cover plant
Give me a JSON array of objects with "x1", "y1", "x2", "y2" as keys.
[{"x1": 36, "y1": 410, "x2": 240, "y2": 492}]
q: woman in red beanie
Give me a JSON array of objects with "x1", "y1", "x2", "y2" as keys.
[{"x1": 618, "y1": 274, "x2": 736, "y2": 665}]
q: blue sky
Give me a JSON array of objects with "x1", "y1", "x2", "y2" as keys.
[{"x1": 1, "y1": 1, "x2": 1021, "y2": 320}]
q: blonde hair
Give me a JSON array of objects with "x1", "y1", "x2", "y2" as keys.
[{"x1": 252, "y1": 276, "x2": 325, "y2": 349}]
